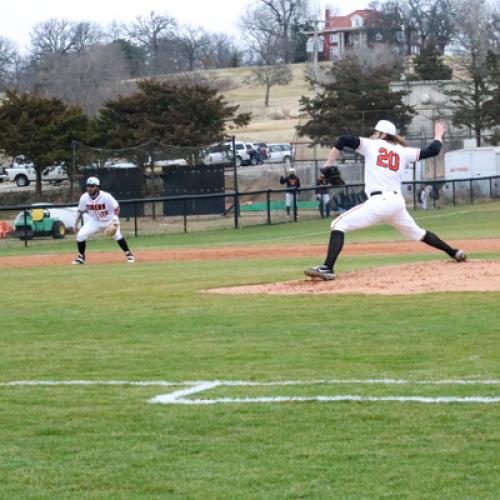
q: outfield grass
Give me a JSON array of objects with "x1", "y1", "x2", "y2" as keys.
[{"x1": 0, "y1": 203, "x2": 499, "y2": 498}]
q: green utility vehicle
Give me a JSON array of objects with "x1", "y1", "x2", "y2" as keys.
[{"x1": 13, "y1": 208, "x2": 67, "y2": 240}]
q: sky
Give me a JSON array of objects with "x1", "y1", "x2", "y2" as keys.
[{"x1": 0, "y1": 0, "x2": 369, "y2": 53}]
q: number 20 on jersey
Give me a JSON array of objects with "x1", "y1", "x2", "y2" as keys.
[{"x1": 376, "y1": 148, "x2": 400, "y2": 172}]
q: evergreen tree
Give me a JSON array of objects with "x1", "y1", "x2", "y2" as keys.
[
  {"x1": 96, "y1": 80, "x2": 251, "y2": 148},
  {"x1": 296, "y1": 57, "x2": 415, "y2": 146},
  {"x1": 410, "y1": 45, "x2": 453, "y2": 80},
  {"x1": 0, "y1": 91, "x2": 90, "y2": 197}
]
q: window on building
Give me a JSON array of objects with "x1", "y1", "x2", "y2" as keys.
[{"x1": 351, "y1": 16, "x2": 363, "y2": 27}]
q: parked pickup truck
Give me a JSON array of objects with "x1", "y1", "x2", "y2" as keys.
[{"x1": 6, "y1": 164, "x2": 68, "y2": 187}]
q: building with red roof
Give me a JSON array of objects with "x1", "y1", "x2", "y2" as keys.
[{"x1": 322, "y1": 9, "x2": 382, "y2": 60}]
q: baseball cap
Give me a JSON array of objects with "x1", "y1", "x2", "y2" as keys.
[
  {"x1": 375, "y1": 120, "x2": 397, "y2": 136},
  {"x1": 86, "y1": 176, "x2": 100, "y2": 187}
]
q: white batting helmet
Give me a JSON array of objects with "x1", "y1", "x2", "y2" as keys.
[
  {"x1": 86, "y1": 176, "x2": 100, "y2": 187},
  {"x1": 289, "y1": 167, "x2": 296, "y2": 173},
  {"x1": 375, "y1": 120, "x2": 397, "y2": 136}
]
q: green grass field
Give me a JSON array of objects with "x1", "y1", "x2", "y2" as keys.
[{"x1": 1, "y1": 203, "x2": 499, "y2": 498}]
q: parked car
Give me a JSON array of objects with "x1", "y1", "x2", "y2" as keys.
[
  {"x1": 201, "y1": 143, "x2": 232, "y2": 166},
  {"x1": 233, "y1": 141, "x2": 256, "y2": 166},
  {"x1": 0, "y1": 165, "x2": 7, "y2": 183},
  {"x1": 202, "y1": 141, "x2": 256, "y2": 167},
  {"x1": 103, "y1": 161, "x2": 138, "y2": 168},
  {"x1": 266, "y1": 143, "x2": 294, "y2": 165},
  {"x1": 6, "y1": 162, "x2": 68, "y2": 187}
]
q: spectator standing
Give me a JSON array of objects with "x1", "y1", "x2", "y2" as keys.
[
  {"x1": 280, "y1": 168, "x2": 301, "y2": 217},
  {"x1": 315, "y1": 174, "x2": 331, "y2": 218}
]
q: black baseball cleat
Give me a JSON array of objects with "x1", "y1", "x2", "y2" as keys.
[
  {"x1": 126, "y1": 253, "x2": 135, "y2": 263},
  {"x1": 304, "y1": 265, "x2": 336, "y2": 281},
  {"x1": 453, "y1": 249, "x2": 467, "y2": 262},
  {"x1": 72, "y1": 256, "x2": 85, "y2": 265}
]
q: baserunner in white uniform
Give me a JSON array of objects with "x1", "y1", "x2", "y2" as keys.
[
  {"x1": 305, "y1": 120, "x2": 466, "y2": 280},
  {"x1": 72, "y1": 176, "x2": 135, "y2": 265}
]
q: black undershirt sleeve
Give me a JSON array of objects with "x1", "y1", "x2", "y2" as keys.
[
  {"x1": 419, "y1": 140, "x2": 442, "y2": 160},
  {"x1": 334, "y1": 135, "x2": 361, "y2": 151}
]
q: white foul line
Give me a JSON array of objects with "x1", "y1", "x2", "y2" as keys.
[
  {"x1": 161, "y1": 395, "x2": 500, "y2": 405},
  {"x1": 0, "y1": 380, "x2": 185, "y2": 387},
  {"x1": 0, "y1": 379, "x2": 499, "y2": 405}
]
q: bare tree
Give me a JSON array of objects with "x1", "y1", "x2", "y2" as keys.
[
  {"x1": 127, "y1": 11, "x2": 177, "y2": 75},
  {"x1": 241, "y1": 0, "x2": 308, "y2": 64},
  {"x1": 241, "y1": 2, "x2": 295, "y2": 105},
  {"x1": 406, "y1": 0, "x2": 456, "y2": 52},
  {"x1": 72, "y1": 22, "x2": 104, "y2": 54},
  {"x1": 178, "y1": 25, "x2": 211, "y2": 71},
  {"x1": 0, "y1": 36, "x2": 18, "y2": 89},
  {"x1": 258, "y1": 0, "x2": 308, "y2": 63},
  {"x1": 205, "y1": 34, "x2": 241, "y2": 69},
  {"x1": 30, "y1": 18, "x2": 103, "y2": 57},
  {"x1": 370, "y1": 0, "x2": 457, "y2": 55},
  {"x1": 30, "y1": 18, "x2": 78, "y2": 56},
  {"x1": 444, "y1": 0, "x2": 500, "y2": 145},
  {"x1": 210, "y1": 33, "x2": 241, "y2": 68},
  {"x1": 246, "y1": 64, "x2": 293, "y2": 106},
  {"x1": 243, "y1": 6, "x2": 282, "y2": 65},
  {"x1": 106, "y1": 20, "x2": 126, "y2": 43},
  {"x1": 20, "y1": 44, "x2": 133, "y2": 115}
]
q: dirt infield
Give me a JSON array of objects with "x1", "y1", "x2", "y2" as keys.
[
  {"x1": 208, "y1": 260, "x2": 500, "y2": 296},
  {"x1": 1, "y1": 238, "x2": 500, "y2": 269}
]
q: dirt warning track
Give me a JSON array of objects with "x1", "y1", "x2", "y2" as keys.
[{"x1": 1, "y1": 238, "x2": 499, "y2": 269}]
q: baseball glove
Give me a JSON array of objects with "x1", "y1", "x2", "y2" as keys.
[
  {"x1": 321, "y1": 166, "x2": 345, "y2": 187},
  {"x1": 104, "y1": 220, "x2": 119, "y2": 237}
]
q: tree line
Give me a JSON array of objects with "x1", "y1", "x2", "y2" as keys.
[{"x1": 0, "y1": 2, "x2": 315, "y2": 114}]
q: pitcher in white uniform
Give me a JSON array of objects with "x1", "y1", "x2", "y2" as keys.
[
  {"x1": 72, "y1": 177, "x2": 135, "y2": 265},
  {"x1": 305, "y1": 120, "x2": 466, "y2": 281}
]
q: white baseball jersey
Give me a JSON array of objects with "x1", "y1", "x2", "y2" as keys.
[
  {"x1": 330, "y1": 137, "x2": 426, "y2": 241},
  {"x1": 357, "y1": 138, "x2": 419, "y2": 195},
  {"x1": 78, "y1": 190, "x2": 119, "y2": 222}
]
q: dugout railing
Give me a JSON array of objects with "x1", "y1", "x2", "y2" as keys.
[{"x1": 1, "y1": 174, "x2": 500, "y2": 247}]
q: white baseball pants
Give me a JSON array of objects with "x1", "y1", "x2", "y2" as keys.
[
  {"x1": 285, "y1": 192, "x2": 294, "y2": 208},
  {"x1": 331, "y1": 191, "x2": 425, "y2": 241},
  {"x1": 77, "y1": 219, "x2": 123, "y2": 242},
  {"x1": 317, "y1": 193, "x2": 331, "y2": 205}
]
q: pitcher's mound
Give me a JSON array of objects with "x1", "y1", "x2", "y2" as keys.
[{"x1": 209, "y1": 260, "x2": 500, "y2": 296}]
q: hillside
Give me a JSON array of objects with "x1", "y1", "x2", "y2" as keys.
[
  {"x1": 200, "y1": 63, "x2": 311, "y2": 144},
  {"x1": 202, "y1": 57, "x2": 468, "y2": 146}
]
